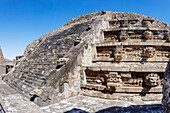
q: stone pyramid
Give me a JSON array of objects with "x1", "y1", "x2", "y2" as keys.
[{"x1": 3, "y1": 11, "x2": 170, "y2": 107}]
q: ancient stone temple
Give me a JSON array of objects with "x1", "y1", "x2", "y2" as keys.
[{"x1": 3, "y1": 11, "x2": 170, "y2": 107}]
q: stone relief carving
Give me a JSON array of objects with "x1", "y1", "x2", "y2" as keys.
[
  {"x1": 143, "y1": 31, "x2": 153, "y2": 39},
  {"x1": 142, "y1": 21, "x2": 151, "y2": 27},
  {"x1": 104, "y1": 35, "x2": 118, "y2": 42},
  {"x1": 3, "y1": 12, "x2": 169, "y2": 106},
  {"x1": 85, "y1": 70, "x2": 162, "y2": 90},
  {"x1": 124, "y1": 78, "x2": 143, "y2": 86},
  {"x1": 142, "y1": 18, "x2": 154, "y2": 27},
  {"x1": 96, "y1": 46, "x2": 170, "y2": 62},
  {"x1": 119, "y1": 31, "x2": 129, "y2": 41},
  {"x1": 142, "y1": 47, "x2": 156, "y2": 58},
  {"x1": 144, "y1": 73, "x2": 160, "y2": 87},
  {"x1": 109, "y1": 18, "x2": 155, "y2": 28},
  {"x1": 104, "y1": 30, "x2": 166, "y2": 42},
  {"x1": 96, "y1": 51, "x2": 112, "y2": 59},
  {"x1": 114, "y1": 45, "x2": 124, "y2": 61},
  {"x1": 56, "y1": 58, "x2": 68, "y2": 69},
  {"x1": 106, "y1": 72, "x2": 122, "y2": 83}
]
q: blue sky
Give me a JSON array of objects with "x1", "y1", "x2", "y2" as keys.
[{"x1": 0, "y1": 0, "x2": 170, "y2": 59}]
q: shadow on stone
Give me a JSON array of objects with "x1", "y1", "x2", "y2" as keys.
[
  {"x1": 139, "y1": 87, "x2": 151, "y2": 97},
  {"x1": 64, "y1": 108, "x2": 89, "y2": 113},
  {"x1": 0, "y1": 103, "x2": 6, "y2": 113},
  {"x1": 64, "y1": 104, "x2": 162, "y2": 113},
  {"x1": 96, "y1": 104, "x2": 162, "y2": 113}
]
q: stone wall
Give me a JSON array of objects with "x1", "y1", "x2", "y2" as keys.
[
  {"x1": 0, "y1": 48, "x2": 4, "y2": 65},
  {"x1": 0, "y1": 65, "x2": 5, "y2": 80}
]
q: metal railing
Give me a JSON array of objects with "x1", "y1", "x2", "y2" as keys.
[{"x1": 0, "y1": 103, "x2": 5, "y2": 113}]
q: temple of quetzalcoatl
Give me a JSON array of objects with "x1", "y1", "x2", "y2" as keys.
[{"x1": 3, "y1": 11, "x2": 170, "y2": 106}]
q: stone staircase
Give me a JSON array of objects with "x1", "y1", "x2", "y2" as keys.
[
  {"x1": 3, "y1": 19, "x2": 93, "y2": 106},
  {"x1": 4, "y1": 56, "x2": 60, "y2": 94}
]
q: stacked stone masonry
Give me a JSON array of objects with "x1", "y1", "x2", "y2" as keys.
[
  {"x1": 0, "y1": 48, "x2": 14, "y2": 79},
  {"x1": 2, "y1": 11, "x2": 170, "y2": 107}
]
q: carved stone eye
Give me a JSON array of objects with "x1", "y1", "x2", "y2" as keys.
[
  {"x1": 143, "y1": 21, "x2": 151, "y2": 27},
  {"x1": 143, "y1": 31, "x2": 153, "y2": 39},
  {"x1": 129, "y1": 21, "x2": 136, "y2": 25}
]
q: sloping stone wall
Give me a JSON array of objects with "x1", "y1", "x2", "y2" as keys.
[{"x1": 0, "y1": 65, "x2": 5, "y2": 79}]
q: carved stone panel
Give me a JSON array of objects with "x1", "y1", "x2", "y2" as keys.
[
  {"x1": 109, "y1": 18, "x2": 155, "y2": 28},
  {"x1": 109, "y1": 19, "x2": 139, "y2": 28},
  {"x1": 84, "y1": 70, "x2": 163, "y2": 93},
  {"x1": 95, "y1": 46, "x2": 170, "y2": 62},
  {"x1": 104, "y1": 29, "x2": 167, "y2": 42},
  {"x1": 142, "y1": 18, "x2": 154, "y2": 27}
]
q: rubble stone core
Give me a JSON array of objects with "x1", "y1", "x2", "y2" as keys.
[
  {"x1": 3, "y1": 11, "x2": 170, "y2": 107},
  {"x1": 163, "y1": 60, "x2": 170, "y2": 113}
]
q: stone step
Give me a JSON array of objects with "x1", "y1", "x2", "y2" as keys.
[
  {"x1": 115, "y1": 86, "x2": 162, "y2": 93},
  {"x1": 104, "y1": 27, "x2": 168, "y2": 32},
  {"x1": 8, "y1": 81, "x2": 24, "y2": 92},
  {"x1": 86, "y1": 62, "x2": 167, "y2": 72},
  {"x1": 93, "y1": 57, "x2": 169, "y2": 62},
  {"x1": 95, "y1": 41, "x2": 169, "y2": 46},
  {"x1": 20, "y1": 75, "x2": 44, "y2": 85},
  {"x1": 27, "y1": 74, "x2": 46, "y2": 81},
  {"x1": 19, "y1": 78, "x2": 42, "y2": 89},
  {"x1": 29, "y1": 65, "x2": 56, "y2": 70},
  {"x1": 81, "y1": 84, "x2": 106, "y2": 91},
  {"x1": 36, "y1": 62, "x2": 57, "y2": 66},
  {"x1": 18, "y1": 71, "x2": 48, "y2": 80},
  {"x1": 82, "y1": 84, "x2": 162, "y2": 93}
]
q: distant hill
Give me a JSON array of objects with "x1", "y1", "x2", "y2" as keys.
[{"x1": 4, "y1": 58, "x2": 11, "y2": 62}]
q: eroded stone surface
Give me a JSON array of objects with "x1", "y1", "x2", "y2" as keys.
[
  {"x1": 0, "y1": 80, "x2": 43, "y2": 113},
  {"x1": 0, "y1": 80, "x2": 162, "y2": 113},
  {"x1": 41, "y1": 95, "x2": 162, "y2": 113}
]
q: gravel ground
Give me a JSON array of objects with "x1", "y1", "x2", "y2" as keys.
[
  {"x1": 0, "y1": 80, "x2": 162, "y2": 113},
  {"x1": 41, "y1": 95, "x2": 162, "y2": 113}
]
